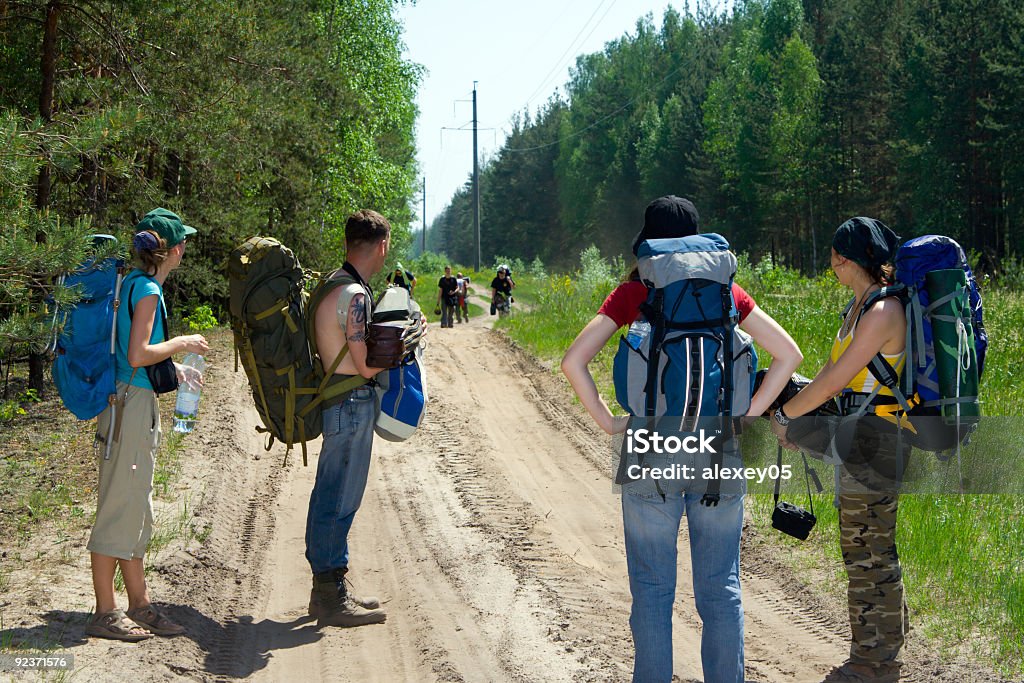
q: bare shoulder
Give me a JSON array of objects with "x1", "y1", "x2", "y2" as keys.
[
  {"x1": 869, "y1": 295, "x2": 907, "y2": 322},
  {"x1": 860, "y1": 295, "x2": 908, "y2": 345}
]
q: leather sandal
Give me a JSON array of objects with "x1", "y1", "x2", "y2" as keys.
[
  {"x1": 85, "y1": 609, "x2": 153, "y2": 642},
  {"x1": 126, "y1": 604, "x2": 186, "y2": 636}
]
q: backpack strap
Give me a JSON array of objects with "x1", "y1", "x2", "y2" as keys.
[
  {"x1": 126, "y1": 273, "x2": 169, "y2": 343},
  {"x1": 299, "y1": 270, "x2": 371, "y2": 420},
  {"x1": 640, "y1": 288, "x2": 665, "y2": 419},
  {"x1": 701, "y1": 283, "x2": 736, "y2": 508},
  {"x1": 852, "y1": 284, "x2": 905, "y2": 329},
  {"x1": 850, "y1": 284, "x2": 915, "y2": 412}
]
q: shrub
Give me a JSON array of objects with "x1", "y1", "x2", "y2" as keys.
[{"x1": 183, "y1": 304, "x2": 219, "y2": 332}]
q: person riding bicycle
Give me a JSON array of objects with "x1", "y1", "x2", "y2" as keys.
[
  {"x1": 386, "y1": 263, "x2": 416, "y2": 293},
  {"x1": 490, "y1": 266, "x2": 514, "y2": 316}
]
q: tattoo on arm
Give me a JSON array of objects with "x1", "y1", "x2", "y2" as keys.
[{"x1": 347, "y1": 294, "x2": 367, "y2": 343}]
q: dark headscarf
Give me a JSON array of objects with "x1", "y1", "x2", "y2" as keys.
[
  {"x1": 832, "y1": 217, "x2": 900, "y2": 269},
  {"x1": 631, "y1": 195, "x2": 700, "y2": 255}
]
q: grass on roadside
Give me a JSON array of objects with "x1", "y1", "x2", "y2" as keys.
[
  {"x1": 154, "y1": 430, "x2": 186, "y2": 498},
  {"x1": 0, "y1": 387, "x2": 96, "y2": 546}
]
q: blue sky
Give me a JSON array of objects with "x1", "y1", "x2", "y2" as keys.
[{"x1": 396, "y1": 0, "x2": 691, "y2": 229}]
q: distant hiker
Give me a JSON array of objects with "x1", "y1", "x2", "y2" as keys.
[
  {"x1": 769, "y1": 217, "x2": 909, "y2": 683},
  {"x1": 490, "y1": 266, "x2": 513, "y2": 316},
  {"x1": 561, "y1": 196, "x2": 803, "y2": 683},
  {"x1": 86, "y1": 208, "x2": 210, "y2": 641},
  {"x1": 305, "y1": 209, "x2": 393, "y2": 627},
  {"x1": 437, "y1": 265, "x2": 459, "y2": 328},
  {"x1": 456, "y1": 272, "x2": 469, "y2": 323},
  {"x1": 386, "y1": 263, "x2": 416, "y2": 293},
  {"x1": 502, "y1": 264, "x2": 516, "y2": 289}
]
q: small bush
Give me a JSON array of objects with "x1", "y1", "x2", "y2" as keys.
[
  {"x1": 0, "y1": 400, "x2": 26, "y2": 421},
  {"x1": 491, "y1": 255, "x2": 526, "y2": 277},
  {"x1": 406, "y1": 251, "x2": 452, "y2": 278},
  {"x1": 183, "y1": 304, "x2": 219, "y2": 332},
  {"x1": 528, "y1": 256, "x2": 547, "y2": 280},
  {"x1": 989, "y1": 255, "x2": 1024, "y2": 290}
]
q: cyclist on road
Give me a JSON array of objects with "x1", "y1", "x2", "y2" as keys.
[{"x1": 490, "y1": 266, "x2": 514, "y2": 316}]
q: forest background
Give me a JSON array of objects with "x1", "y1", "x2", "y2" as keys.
[
  {"x1": 6, "y1": 0, "x2": 1024, "y2": 384},
  {"x1": 426, "y1": 0, "x2": 1024, "y2": 281},
  {"x1": 1, "y1": 0, "x2": 420, "y2": 390}
]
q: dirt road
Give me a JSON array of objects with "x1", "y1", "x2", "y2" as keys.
[{"x1": 2, "y1": 299, "x2": 1008, "y2": 682}]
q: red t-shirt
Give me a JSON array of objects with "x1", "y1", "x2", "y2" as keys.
[{"x1": 598, "y1": 280, "x2": 756, "y2": 328}]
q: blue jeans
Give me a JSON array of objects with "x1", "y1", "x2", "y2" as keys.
[
  {"x1": 305, "y1": 386, "x2": 377, "y2": 574},
  {"x1": 622, "y1": 488, "x2": 745, "y2": 683}
]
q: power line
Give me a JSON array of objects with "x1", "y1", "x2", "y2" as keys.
[
  {"x1": 520, "y1": 0, "x2": 616, "y2": 112},
  {"x1": 502, "y1": 62, "x2": 687, "y2": 155}
]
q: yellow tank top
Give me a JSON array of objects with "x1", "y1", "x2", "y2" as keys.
[{"x1": 829, "y1": 328, "x2": 906, "y2": 396}]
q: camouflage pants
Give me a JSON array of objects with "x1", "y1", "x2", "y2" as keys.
[{"x1": 839, "y1": 467, "x2": 908, "y2": 668}]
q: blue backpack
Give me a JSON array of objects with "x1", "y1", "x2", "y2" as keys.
[
  {"x1": 374, "y1": 344, "x2": 427, "y2": 441},
  {"x1": 847, "y1": 235, "x2": 985, "y2": 453},
  {"x1": 893, "y1": 235, "x2": 986, "y2": 404},
  {"x1": 50, "y1": 235, "x2": 126, "y2": 420},
  {"x1": 613, "y1": 234, "x2": 758, "y2": 420}
]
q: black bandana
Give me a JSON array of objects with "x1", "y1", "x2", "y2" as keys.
[
  {"x1": 832, "y1": 217, "x2": 900, "y2": 268},
  {"x1": 631, "y1": 195, "x2": 700, "y2": 255}
]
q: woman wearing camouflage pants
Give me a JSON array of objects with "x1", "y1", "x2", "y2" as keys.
[{"x1": 770, "y1": 217, "x2": 910, "y2": 683}]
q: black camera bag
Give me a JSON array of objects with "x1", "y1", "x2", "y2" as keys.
[{"x1": 771, "y1": 445, "x2": 818, "y2": 541}]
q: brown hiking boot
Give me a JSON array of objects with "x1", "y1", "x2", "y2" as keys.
[
  {"x1": 313, "y1": 570, "x2": 386, "y2": 628},
  {"x1": 308, "y1": 572, "x2": 380, "y2": 617}
]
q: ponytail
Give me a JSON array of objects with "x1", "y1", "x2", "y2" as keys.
[{"x1": 133, "y1": 229, "x2": 170, "y2": 275}]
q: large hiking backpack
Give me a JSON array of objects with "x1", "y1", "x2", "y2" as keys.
[
  {"x1": 850, "y1": 235, "x2": 985, "y2": 452},
  {"x1": 370, "y1": 286, "x2": 427, "y2": 441},
  {"x1": 613, "y1": 234, "x2": 758, "y2": 420},
  {"x1": 50, "y1": 235, "x2": 126, "y2": 420},
  {"x1": 228, "y1": 237, "x2": 365, "y2": 464}
]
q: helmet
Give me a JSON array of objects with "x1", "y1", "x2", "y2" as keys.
[{"x1": 497, "y1": 265, "x2": 507, "y2": 274}]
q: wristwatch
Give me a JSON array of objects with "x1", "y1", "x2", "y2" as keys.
[{"x1": 773, "y1": 406, "x2": 791, "y2": 427}]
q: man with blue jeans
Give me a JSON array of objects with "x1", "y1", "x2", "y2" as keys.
[{"x1": 307, "y1": 209, "x2": 393, "y2": 628}]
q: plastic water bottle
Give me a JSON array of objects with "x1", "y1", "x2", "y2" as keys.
[
  {"x1": 625, "y1": 320, "x2": 651, "y2": 350},
  {"x1": 172, "y1": 353, "x2": 206, "y2": 433}
]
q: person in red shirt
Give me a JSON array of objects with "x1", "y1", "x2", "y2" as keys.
[{"x1": 561, "y1": 196, "x2": 803, "y2": 683}]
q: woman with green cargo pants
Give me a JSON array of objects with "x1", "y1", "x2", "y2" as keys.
[{"x1": 770, "y1": 217, "x2": 910, "y2": 683}]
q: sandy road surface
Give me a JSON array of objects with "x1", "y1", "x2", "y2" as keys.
[
  {"x1": 195, "y1": 306, "x2": 849, "y2": 683},
  {"x1": 1, "y1": 297, "x2": 1010, "y2": 682}
]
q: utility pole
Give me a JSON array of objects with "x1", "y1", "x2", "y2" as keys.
[
  {"x1": 472, "y1": 81, "x2": 481, "y2": 272},
  {"x1": 441, "y1": 85, "x2": 492, "y2": 269},
  {"x1": 421, "y1": 176, "x2": 426, "y2": 254}
]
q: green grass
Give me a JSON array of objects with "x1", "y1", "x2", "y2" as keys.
[
  {"x1": 153, "y1": 431, "x2": 185, "y2": 498},
  {"x1": 500, "y1": 251, "x2": 1024, "y2": 676}
]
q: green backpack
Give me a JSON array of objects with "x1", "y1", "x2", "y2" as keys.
[{"x1": 228, "y1": 237, "x2": 366, "y2": 464}]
